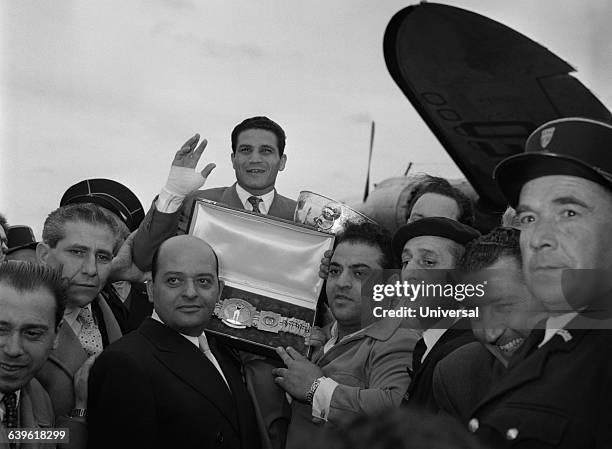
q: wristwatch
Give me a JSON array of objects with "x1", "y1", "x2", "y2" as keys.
[
  {"x1": 306, "y1": 377, "x2": 325, "y2": 404},
  {"x1": 213, "y1": 298, "x2": 311, "y2": 337}
]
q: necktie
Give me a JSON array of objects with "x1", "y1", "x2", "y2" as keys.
[
  {"x1": 2, "y1": 392, "x2": 18, "y2": 428},
  {"x1": 77, "y1": 307, "x2": 103, "y2": 358},
  {"x1": 198, "y1": 335, "x2": 231, "y2": 391},
  {"x1": 247, "y1": 196, "x2": 262, "y2": 213},
  {"x1": 410, "y1": 338, "x2": 427, "y2": 375}
]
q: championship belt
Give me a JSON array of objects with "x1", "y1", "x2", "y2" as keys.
[{"x1": 213, "y1": 298, "x2": 311, "y2": 337}]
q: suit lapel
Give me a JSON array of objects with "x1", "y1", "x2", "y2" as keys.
[
  {"x1": 139, "y1": 319, "x2": 239, "y2": 432},
  {"x1": 408, "y1": 321, "x2": 473, "y2": 394},
  {"x1": 48, "y1": 321, "x2": 88, "y2": 379},
  {"x1": 97, "y1": 296, "x2": 122, "y2": 343},
  {"x1": 222, "y1": 184, "x2": 245, "y2": 209},
  {"x1": 19, "y1": 382, "x2": 54, "y2": 429}
]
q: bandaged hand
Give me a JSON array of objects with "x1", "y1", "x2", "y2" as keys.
[{"x1": 162, "y1": 134, "x2": 216, "y2": 198}]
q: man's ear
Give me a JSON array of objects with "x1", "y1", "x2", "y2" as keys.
[
  {"x1": 278, "y1": 154, "x2": 287, "y2": 172},
  {"x1": 230, "y1": 152, "x2": 236, "y2": 170},
  {"x1": 145, "y1": 281, "x2": 154, "y2": 302},
  {"x1": 36, "y1": 242, "x2": 51, "y2": 265},
  {"x1": 52, "y1": 320, "x2": 63, "y2": 350}
]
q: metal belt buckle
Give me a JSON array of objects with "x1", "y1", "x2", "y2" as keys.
[{"x1": 219, "y1": 298, "x2": 256, "y2": 329}]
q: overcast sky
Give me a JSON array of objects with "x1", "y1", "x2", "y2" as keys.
[{"x1": 2, "y1": 0, "x2": 611, "y2": 237}]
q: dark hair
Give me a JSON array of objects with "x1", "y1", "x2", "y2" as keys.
[
  {"x1": 0, "y1": 212, "x2": 8, "y2": 234},
  {"x1": 334, "y1": 222, "x2": 395, "y2": 269},
  {"x1": 42, "y1": 203, "x2": 120, "y2": 251},
  {"x1": 407, "y1": 175, "x2": 475, "y2": 226},
  {"x1": 151, "y1": 239, "x2": 220, "y2": 282},
  {"x1": 0, "y1": 261, "x2": 67, "y2": 328},
  {"x1": 230, "y1": 116, "x2": 286, "y2": 156},
  {"x1": 459, "y1": 227, "x2": 521, "y2": 273},
  {"x1": 306, "y1": 408, "x2": 486, "y2": 449}
]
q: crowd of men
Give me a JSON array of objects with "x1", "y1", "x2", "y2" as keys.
[{"x1": 1, "y1": 115, "x2": 612, "y2": 449}]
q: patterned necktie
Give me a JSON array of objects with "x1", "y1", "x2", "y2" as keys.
[
  {"x1": 2, "y1": 392, "x2": 18, "y2": 428},
  {"x1": 77, "y1": 307, "x2": 103, "y2": 358},
  {"x1": 247, "y1": 196, "x2": 262, "y2": 213}
]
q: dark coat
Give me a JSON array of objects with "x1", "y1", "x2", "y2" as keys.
[
  {"x1": 468, "y1": 322, "x2": 612, "y2": 449},
  {"x1": 433, "y1": 341, "x2": 507, "y2": 420},
  {"x1": 87, "y1": 318, "x2": 260, "y2": 449},
  {"x1": 402, "y1": 318, "x2": 476, "y2": 412}
]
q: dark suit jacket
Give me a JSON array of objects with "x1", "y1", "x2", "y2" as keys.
[
  {"x1": 132, "y1": 183, "x2": 297, "y2": 271},
  {"x1": 103, "y1": 282, "x2": 152, "y2": 334},
  {"x1": 402, "y1": 318, "x2": 476, "y2": 412},
  {"x1": 468, "y1": 323, "x2": 612, "y2": 449},
  {"x1": 433, "y1": 342, "x2": 507, "y2": 420},
  {"x1": 87, "y1": 318, "x2": 260, "y2": 449}
]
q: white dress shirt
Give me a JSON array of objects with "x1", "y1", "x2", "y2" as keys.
[
  {"x1": 234, "y1": 183, "x2": 275, "y2": 215},
  {"x1": 539, "y1": 312, "x2": 578, "y2": 347},
  {"x1": 420, "y1": 328, "x2": 449, "y2": 363},
  {"x1": 155, "y1": 182, "x2": 275, "y2": 215}
]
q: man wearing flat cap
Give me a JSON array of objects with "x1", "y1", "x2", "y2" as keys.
[
  {"x1": 467, "y1": 117, "x2": 612, "y2": 448},
  {"x1": 393, "y1": 216, "x2": 480, "y2": 412}
]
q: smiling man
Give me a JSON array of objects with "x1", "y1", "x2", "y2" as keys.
[
  {"x1": 132, "y1": 116, "x2": 295, "y2": 272},
  {"x1": 87, "y1": 235, "x2": 259, "y2": 449},
  {"x1": 432, "y1": 227, "x2": 547, "y2": 420},
  {"x1": 0, "y1": 261, "x2": 89, "y2": 448},
  {"x1": 464, "y1": 117, "x2": 612, "y2": 448},
  {"x1": 35, "y1": 203, "x2": 123, "y2": 418},
  {"x1": 0, "y1": 262, "x2": 63, "y2": 433},
  {"x1": 274, "y1": 222, "x2": 418, "y2": 449}
]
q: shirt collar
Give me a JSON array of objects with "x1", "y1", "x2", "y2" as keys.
[
  {"x1": 151, "y1": 310, "x2": 200, "y2": 348},
  {"x1": 421, "y1": 328, "x2": 448, "y2": 362},
  {"x1": 63, "y1": 303, "x2": 92, "y2": 328},
  {"x1": 235, "y1": 183, "x2": 275, "y2": 215},
  {"x1": 539, "y1": 312, "x2": 578, "y2": 347}
]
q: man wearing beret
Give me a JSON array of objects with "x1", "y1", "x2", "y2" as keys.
[
  {"x1": 393, "y1": 216, "x2": 480, "y2": 412},
  {"x1": 466, "y1": 117, "x2": 612, "y2": 448}
]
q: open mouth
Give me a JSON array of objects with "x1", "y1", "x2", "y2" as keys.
[
  {"x1": 246, "y1": 169, "x2": 266, "y2": 174},
  {"x1": 0, "y1": 362, "x2": 27, "y2": 373},
  {"x1": 497, "y1": 337, "x2": 524, "y2": 352}
]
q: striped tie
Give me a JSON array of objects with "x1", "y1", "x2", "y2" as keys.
[
  {"x1": 247, "y1": 196, "x2": 262, "y2": 213},
  {"x1": 2, "y1": 392, "x2": 18, "y2": 429}
]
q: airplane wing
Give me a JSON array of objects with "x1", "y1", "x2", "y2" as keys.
[{"x1": 384, "y1": 2, "x2": 612, "y2": 211}]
